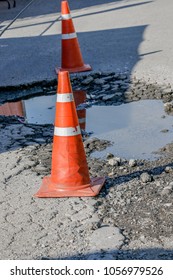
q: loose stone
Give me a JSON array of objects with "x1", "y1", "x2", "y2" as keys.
[
  {"x1": 81, "y1": 76, "x2": 94, "y2": 85},
  {"x1": 163, "y1": 88, "x2": 172, "y2": 94},
  {"x1": 161, "y1": 186, "x2": 173, "y2": 196},
  {"x1": 160, "y1": 129, "x2": 169, "y2": 133},
  {"x1": 165, "y1": 166, "x2": 173, "y2": 173},
  {"x1": 102, "y1": 93, "x2": 116, "y2": 101},
  {"x1": 108, "y1": 158, "x2": 119, "y2": 166},
  {"x1": 140, "y1": 172, "x2": 152, "y2": 183},
  {"x1": 106, "y1": 153, "x2": 114, "y2": 159},
  {"x1": 129, "y1": 159, "x2": 137, "y2": 167},
  {"x1": 94, "y1": 78, "x2": 105, "y2": 85}
]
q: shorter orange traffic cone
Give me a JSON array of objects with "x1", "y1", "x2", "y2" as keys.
[
  {"x1": 34, "y1": 71, "x2": 105, "y2": 197},
  {"x1": 56, "y1": 1, "x2": 91, "y2": 73}
]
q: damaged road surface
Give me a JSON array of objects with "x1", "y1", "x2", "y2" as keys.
[{"x1": 1, "y1": 73, "x2": 173, "y2": 259}]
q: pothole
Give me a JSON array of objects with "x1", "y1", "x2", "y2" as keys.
[{"x1": 0, "y1": 90, "x2": 173, "y2": 160}]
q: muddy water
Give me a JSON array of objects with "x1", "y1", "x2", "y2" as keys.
[{"x1": 0, "y1": 94, "x2": 173, "y2": 160}]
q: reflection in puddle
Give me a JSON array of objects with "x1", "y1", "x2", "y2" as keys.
[
  {"x1": 86, "y1": 101, "x2": 173, "y2": 160},
  {"x1": 0, "y1": 91, "x2": 86, "y2": 128},
  {"x1": 0, "y1": 94, "x2": 173, "y2": 160},
  {"x1": 0, "y1": 101, "x2": 25, "y2": 117}
]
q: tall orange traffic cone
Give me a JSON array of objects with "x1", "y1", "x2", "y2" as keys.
[
  {"x1": 34, "y1": 71, "x2": 105, "y2": 197},
  {"x1": 74, "y1": 90, "x2": 86, "y2": 130},
  {"x1": 56, "y1": 1, "x2": 92, "y2": 73}
]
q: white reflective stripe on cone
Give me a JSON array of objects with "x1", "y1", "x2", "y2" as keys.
[
  {"x1": 78, "y1": 118, "x2": 86, "y2": 124},
  {"x1": 56, "y1": 93, "x2": 74, "y2": 103},
  {"x1": 54, "y1": 126, "x2": 81, "y2": 136},
  {"x1": 61, "y1": 13, "x2": 71, "y2": 20},
  {"x1": 62, "y1": 33, "x2": 77, "y2": 40}
]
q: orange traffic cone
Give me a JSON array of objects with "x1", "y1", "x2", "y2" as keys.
[
  {"x1": 74, "y1": 90, "x2": 86, "y2": 130},
  {"x1": 56, "y1": 1, "x2": 92, "y2": 73},
  {"x1": 34, "y1": 71, "x2": 105, "y2": 197}
]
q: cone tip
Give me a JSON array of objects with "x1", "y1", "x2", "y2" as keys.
[
  {"x1": 61, "y1": 1, "x2": 70, "y2": 14},
  {"x1": 58, "y1": 70, "x2": 72, "y2": 93}
]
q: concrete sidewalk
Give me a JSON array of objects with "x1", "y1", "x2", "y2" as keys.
[{"x1": 0, "y1": 0, "x2": 173, "y2": 87}]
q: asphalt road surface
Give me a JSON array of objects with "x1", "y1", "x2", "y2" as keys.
[{"x1": 0, "y1": 0, "x2": 173, "y2": 87}]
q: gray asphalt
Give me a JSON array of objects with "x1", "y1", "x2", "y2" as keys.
[{"x1": 0, "y1": 0, "x2": 173, "y2": 87}]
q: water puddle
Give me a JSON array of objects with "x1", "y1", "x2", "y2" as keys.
[
  {"x1": 0, "y1": 93, "x2": 173, "y2": 160},
  {"x1": 86, "y1": 101, "x2": 173, "y2": 160},
  {"x1": 23, "y1": 94, "x2": 56, "y2": 124},
  {"x1": 0, "y1": 90, "x2": 86, "y2": 125}
]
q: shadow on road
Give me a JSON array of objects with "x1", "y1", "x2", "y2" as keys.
[
  {"x1": 104, "y1": 161, "x2": 173, "y2": 192},
  {"x1": 0, "y1": 0, "x2": 124, "y2": 22},
  {"x1": 0, "y1": 25, "x2": 148, "y2": 86},
  {"x1": 41, "y1": 248, "x2": 173, "y2": 260}
]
